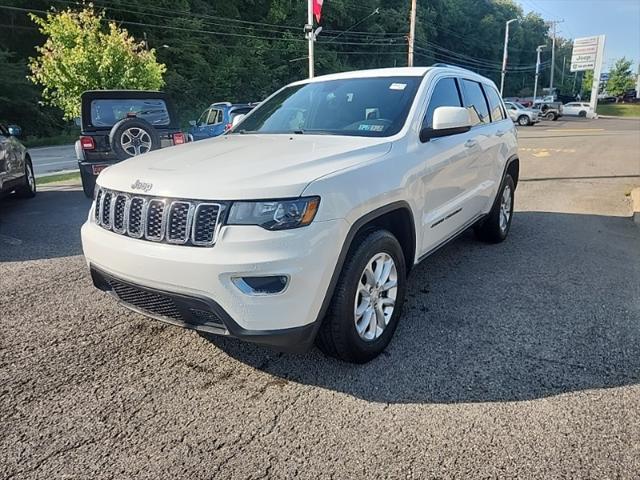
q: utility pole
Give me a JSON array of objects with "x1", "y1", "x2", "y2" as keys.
[
  {"x1": 548, "y1": 19, "x2": 563, "y2": 90},
  {"x1": 500, "y1": 19, "x2": 518, "y2": 97},
  {"x1": 561, "y1": 55, "x2": 566, "y2": 85},
  {"x1": 306, "y1": 0, "x2": 314, "y2": 78},
  {"x1": 408, "y1": 0, "x2": 417, "y2": 67},
  {"x1": 533, "y1": 44, "x2": 546, "y2": 102}
]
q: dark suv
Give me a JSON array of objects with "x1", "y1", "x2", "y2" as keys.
[{"x1": 76, "y1": 90, "x2": 187, "y2": 197}]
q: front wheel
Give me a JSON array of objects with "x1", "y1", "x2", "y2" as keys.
[
  {"x1": 316, "y1": 229, "x2": 407, "y2": 363},
  {"x1": 517, "y1": 115, "x2": 530, "y2": 126},
  {"x1": 545, "y1": 112, "x2": 557, "y2": 121},
  {"x1": 474, "y1": 174, "x2": 515, "y2": 243}
]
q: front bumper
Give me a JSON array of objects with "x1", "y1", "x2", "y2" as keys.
[{"x1": 81, "y1": 217, "x2": 348, "y2": 351}]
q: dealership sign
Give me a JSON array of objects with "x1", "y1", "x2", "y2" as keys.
[{"x1": 570, "y1": 36, "x2": 603, "y2": 71}]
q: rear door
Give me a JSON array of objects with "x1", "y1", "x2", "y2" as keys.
[{"x1": 457, "y1": 78, "x2": 496, "y2": 221}]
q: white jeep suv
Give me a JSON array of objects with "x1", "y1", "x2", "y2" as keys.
[{"x1": 82, "y1": 66, "x2": 518, "y2": 363}]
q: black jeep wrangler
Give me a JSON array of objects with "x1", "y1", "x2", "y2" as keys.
[{"x1": 76, "y1": 90, "x2": 187, "y2": 197}]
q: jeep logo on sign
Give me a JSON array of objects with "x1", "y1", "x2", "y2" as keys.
[{"x1": 131, "y1": 180, "x2": 153, "y2": 192}]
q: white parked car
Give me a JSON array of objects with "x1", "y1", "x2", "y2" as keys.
[
  {"x1": 82, "y1": 66, "x2": 519, "y2": 363},
  {"x1": 563, "y1": 102, "x2": 592, "y2": 117},
  {"x1": 504, "y1": 101, "x2": 540, "y2": 126}
]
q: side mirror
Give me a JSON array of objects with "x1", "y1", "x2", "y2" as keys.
[
  {"x1": 7, "y1": 125, "x2": 22, "y2": 137},
  {"x1": 188, "y1": 120, "x2": 197, "y2": 127},
  {"x1": 231, "y1": 114, "x2": 245, "y2": 128},
  {"x1": 419, "y1": 106, "x2": 471, "y2": 142}
]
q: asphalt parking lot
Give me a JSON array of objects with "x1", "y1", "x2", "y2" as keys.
[{"x1": 1, "y1": 117, "x2": 639, "y2": 479}]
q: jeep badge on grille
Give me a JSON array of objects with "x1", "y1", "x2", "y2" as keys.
[{"x1": 131, "y1": 179, "x2": 153, "y2": 192}]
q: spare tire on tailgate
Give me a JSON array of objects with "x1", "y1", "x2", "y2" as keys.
[{"x1": 109, "y1": 117, "x2": 160, "y2": 160}]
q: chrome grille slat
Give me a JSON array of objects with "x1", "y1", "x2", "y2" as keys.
[{"x1": 94, "y1": 187, "x2": 223, "y2": 247}]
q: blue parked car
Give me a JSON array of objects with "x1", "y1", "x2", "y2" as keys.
[{"x1": 188, "y1": 102, "x2": 256, "y2": 141}]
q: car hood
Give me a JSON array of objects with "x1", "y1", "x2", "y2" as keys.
[{"x1": 97, "y1": 134, "x2": 392, "y2": 200}]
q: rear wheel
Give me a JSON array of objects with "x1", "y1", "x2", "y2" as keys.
[
  {"x1": 517, "y1": 115, "x2": 530, "y2": 126},
  {"x1": 545, "y1": 111, "x2": 557, "y2": 121},
  {"x1": 15, "y1": 157, "x2": 36, "y2": 198},
  {"x1": 578, "y1": 110, "x2": 587, "y2": 117},
  {"x1": 80, "y1": 168, "x2": 96, "y2": 198},
  {"x1": 316, "y1": 229, "x2": 407, "y2": 363},
  {"x1": 474, "y1": 174, "x2": 515, "y2": 243}
]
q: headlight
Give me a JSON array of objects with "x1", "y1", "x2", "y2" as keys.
[{"x1": 227, "y1": 196, "x2": 320, "y2": 230}]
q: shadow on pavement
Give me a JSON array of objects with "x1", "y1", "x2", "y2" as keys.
[
  {"x1": 0, "y1": 188, "x2": 90, "y2": 262},
  {"x1": 209, "y1": 211, "x2": 640, "y2": 404}
]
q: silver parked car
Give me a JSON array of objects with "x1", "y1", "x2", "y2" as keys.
[
  {"x1": 504, "y1": 101, "x2": 539, "y2": 126},
  {"x1": 0, "y1": 124, "x2": 36, "y2": 198}
]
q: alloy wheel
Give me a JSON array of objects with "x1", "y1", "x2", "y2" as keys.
[
  {"x1": 121, "y1": 128, "x2": 152, "y2": 156},
  {"x1": 500, "y1": 184, "x2": 512, "y2": 232},
  {"x1": 353, "y1": 252, "x2": 398, "y2": 341}
]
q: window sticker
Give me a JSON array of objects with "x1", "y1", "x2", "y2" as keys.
[
  {"x1": 358, "y1": 124, "x2": 371, "y2": 131},
  {"x1": 369, "y1": 125, "x2": 385, "y2": 132},
  {"x1": 389, "y1": 83, "x2": 407, "y2": 90}
]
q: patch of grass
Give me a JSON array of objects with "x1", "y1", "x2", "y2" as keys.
[
  {"x1": 23, "y1": 132, "x2": 78, "y2": 148},
  {"x1": 597, "y1": 103, "x2": 640, "y2": 118},
  {"x1": 36, "y1": 172, "x2": 80, "y2": 185}
]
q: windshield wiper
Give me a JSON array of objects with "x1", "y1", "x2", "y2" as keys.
[{"x1": 292, "y1": 129, "x2": 305, "y2": 134}]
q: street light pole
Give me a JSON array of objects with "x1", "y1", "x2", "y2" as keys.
[
  {"x1": 500, "y1": 19, "x2": 518, "y2": 97},
  {"x1": 533, "y1": 44, "x2": 546, "y2": 102}
]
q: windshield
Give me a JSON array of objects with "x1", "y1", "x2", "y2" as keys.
[
  {"x1": 233, "y1": 76, "x2": 421, "y2": 137},
  {"x1": 90, "y1": 99, "x2": 170, "y2": 127},
  {"x1": 514, "y1": 102, "x2": 527, "y2": 109}
]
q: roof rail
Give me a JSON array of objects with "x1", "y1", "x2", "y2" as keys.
[
  {"x1": 431, "y1": 63, "x2": 475, "y2": 73},
  {"x1": 211, "y1": 101, "x2": 232, "y2": 107}
]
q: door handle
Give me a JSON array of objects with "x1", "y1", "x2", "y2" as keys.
[
  {"x1": 496, "y1": 130, "x2": 506, "y2": 137},
  {"x1": 464, "y1": 139, "x2": 477, "y2": 148}
]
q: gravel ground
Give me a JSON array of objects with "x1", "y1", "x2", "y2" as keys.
[{"x1": 1, "y1": 118, "x2": 639, "y2": 479}]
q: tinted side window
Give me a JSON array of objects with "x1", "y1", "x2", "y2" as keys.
[
  {"x1": 0, "y1": 125, "x2": 8, "y2": 136},
  {"x1": 483, "y1": 85, "x2": 506, "y2": 121},
  {"x1": 461, "y1": 79, "x2": 490, "y2": 126},
  {"x1": 422, "y1": 78, "x2": 462, "y2": 129}
]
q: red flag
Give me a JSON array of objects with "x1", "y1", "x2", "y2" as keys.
[{"x1": 313, "y1": 0, "x2": 324, "y2": 23}]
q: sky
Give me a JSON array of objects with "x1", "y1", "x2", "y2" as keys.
[{"x1": 515, "y1": 0, "x2": 640, "y2": 71}]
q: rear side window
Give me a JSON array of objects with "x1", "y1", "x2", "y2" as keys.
[
  {"x1": 207, "y1": 109, "x2": 223, "y2": 125},
  {"x1": 483, "y1": 85, "x2": 506, "y2": 121},
  {"x1": 90, "y1": 99, "x2": 170, "y2": 127},
  {"x1": 460, "y1": 79, "x2": 490, "y2": 126},
  {"x1": 422, "y1": 77, "x2": 462, "y2": 129}
]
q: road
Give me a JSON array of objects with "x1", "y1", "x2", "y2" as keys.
[
  {"x1": 28, "y1": 144, "x2": 77, "y2": 176},
  {"x1": 1, "y1": 117, "x2": 639, "y2": 479}
]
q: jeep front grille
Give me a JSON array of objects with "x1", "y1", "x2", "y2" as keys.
[{"x1": 94, "y1": 187, "x2": 224, "y2": 247}]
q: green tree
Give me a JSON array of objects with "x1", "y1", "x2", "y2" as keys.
[
  {"x1": 28, "y1": 7, "x2": 166, "y2": 119},
  {"x1": 581, "y1": 70, "x2": 594, "y2": 99},
  {"x1": 606, "y1": 57, "x2": 635, "y2": 98}
]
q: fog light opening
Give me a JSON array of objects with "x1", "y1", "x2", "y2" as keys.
[{"x1": 232, "y1": 275, "x2": 289, "y2": 296}]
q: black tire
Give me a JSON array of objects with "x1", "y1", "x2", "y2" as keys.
[
  {"x1": 474, "y1": 174, "x2": 515, "y2": 244},
  {"x1": 15, "y1": 156, "x2": 36, "y2": 198},
  {"x1": 316, "y1": 229, "x2": 407, "y2": 363},
  {"x1": 545, "y1": 111, "x2": 557, "y2": 121},
  {"x1": 578, "y1": 111, "x2": 587, "y2": 118},
  {"x1": 517, "y1": 115, "x2": 530, "y2": 126},
  {"x1": 109, "y1": 117, "x2": 160, "y2": 161},
  {"x1": 80, "y1": 168, "x2": 96, "y2": 198}
]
